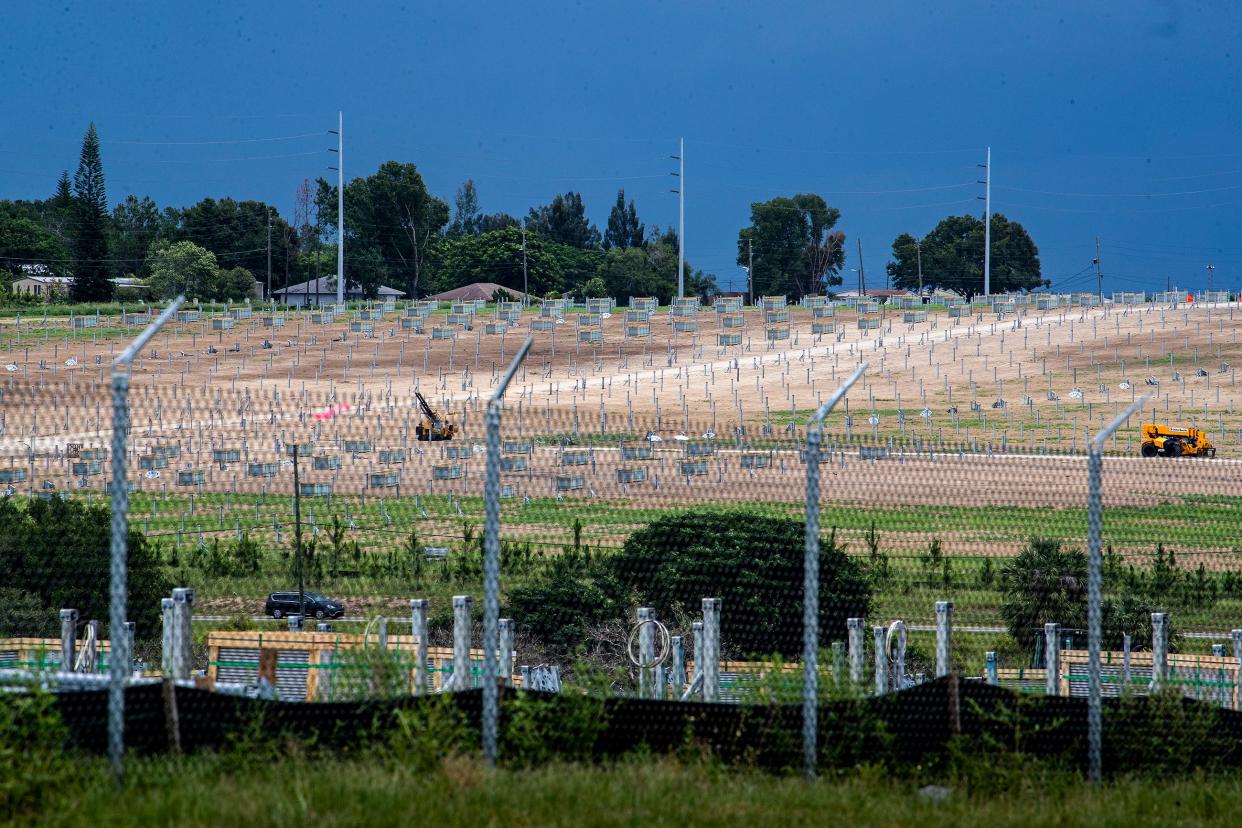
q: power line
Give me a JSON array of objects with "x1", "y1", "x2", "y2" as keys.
[{"x1": 106, "y1": 132, "x2": 324, "y2": 146}]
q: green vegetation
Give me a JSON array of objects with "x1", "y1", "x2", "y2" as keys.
[{"x1": 0, "y1": 497, "x2": 170, "y2": 638}]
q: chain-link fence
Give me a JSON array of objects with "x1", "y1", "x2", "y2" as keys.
[{"x1": 3, "y1": 294, "x2": 1242, "y2": 781}]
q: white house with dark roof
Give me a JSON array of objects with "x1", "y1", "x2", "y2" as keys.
[{"x1": 272, "y1": 276, "x2": 406, "y2": 307}]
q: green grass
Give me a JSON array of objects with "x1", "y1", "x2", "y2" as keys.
[{"x1": 20, "y1": 754, "x2": 1242, "y2": 827}]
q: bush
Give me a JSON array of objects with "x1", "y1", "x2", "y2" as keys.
[
  {"x1": 0, "y1": 497, "x2": 170, "y2": 640},
  {"x1": 1002, "y1": 538, "x2": 1170, "y2": 652},
  {"x1": 506, "y1": 560, "x2": 620, "y2": 657},
  {"x1": 0, "y1": 587, "x2": 54, "y2": 637},
  {"x1": 607, "y1": 510, "x2": 870, "y2": 658},
  {"x1": 1000, "y1": 538, "x2": 1087, "y2": 651}
]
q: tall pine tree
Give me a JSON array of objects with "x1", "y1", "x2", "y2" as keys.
[
  {"x1": 70, "y1": 123, "x2": 113, "y2": 301},
  {"x1": 604, "y1": 190, "x2": 643, "y2": 250}
]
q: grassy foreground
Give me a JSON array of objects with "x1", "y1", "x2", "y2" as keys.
[{"x1": 20, "y1": 754, "x2": 1242, "y2": 828}]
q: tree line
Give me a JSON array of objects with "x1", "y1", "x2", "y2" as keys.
[{"x1": 0, "y1": 123, "x2": 1046, "y2": 304}]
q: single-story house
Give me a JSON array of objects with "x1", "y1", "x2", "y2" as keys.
[
  {"x1": 426, "y1": 282, "x2": 530, "y2": 303},
  {"x1": 11, "y1": 273, "x2": 154, "y2": 299},
  {"x1": 272, "y1": 276, "x2": 406, "y2": 307}
]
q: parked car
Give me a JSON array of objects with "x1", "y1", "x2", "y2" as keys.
[{"x1": 265, "y1": 591, "x2": 344, "y2": 620}]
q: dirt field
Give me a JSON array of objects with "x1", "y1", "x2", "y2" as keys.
[{"x1": 0, "y1": 299, "x2": 1240, "y2": 552}]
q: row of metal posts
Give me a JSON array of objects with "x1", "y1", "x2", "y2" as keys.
[{"x1": 635, "y1": 599, "x2": 721, "y2": 702}]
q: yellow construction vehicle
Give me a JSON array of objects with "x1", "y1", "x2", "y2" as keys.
[
  {"x1": 415, "y1": 391, "x2": 457, "y2": 441},
  {"x1": 1139, "y1": 423, "x2": 1216, "y2": 458}
]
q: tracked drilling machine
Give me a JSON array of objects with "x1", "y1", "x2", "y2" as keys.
[{"x1": 415, "y1": 391, "x2": 457, "y2": 441}]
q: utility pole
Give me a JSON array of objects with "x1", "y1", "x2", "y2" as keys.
[
  {"x1": 916, "y1": 238, "x2": 923, "y2": 298},
  {"x1": 979, "y1": 147, "x2": 991, "y2": 298},
  {"x1": 292, "y1": 445, "x2": 304, "y2": 619},
  {"x1": 857, "y1": 238, "x2": 866, "y2": 296},
  {"x1": 521, "y1": 228, "x2": 529, "y2": 306},
  {"x1": 266, "y1": 210, "x2": 273, "y2": 299},
  {"x1": 328, "y1": 112, "x2": 344, "y2": 304},
  {"x1": 670, "y1": 138, "x2": 684, "y2": 299},
  {"x1": 747, "y1": 237, "x2": 754, "y2": 306},
  {"x1": 1093, "y1": 237, "x2": 1103, "y2": 300},
  {"x1": 1207, "y1": 264, "x2": 1215, "y2": 294}
]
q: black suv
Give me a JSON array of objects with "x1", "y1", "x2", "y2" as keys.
[{"x1": 265, "y1": 591, "x2": 344, "y2": 620}]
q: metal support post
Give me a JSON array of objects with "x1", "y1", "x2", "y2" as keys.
[
  {"x1": 1232, "y1": 630, "x2": 1242, "y2": 711},
  {"x1": 482, "y1": 336, "x2": 531, "y2": 765},
  {"x1": 935, "y1": 601, "x2": 953, "y2": 678},
  {"x1": 60, "y1": 608, "x2": 78, "y2": 673},
  {"x1": 847, "y1": 617, "x2": 865, "y2": 685},
  {"x1": 160, "y1": 598, "x2": 173, "y2": 676},
  {"x1": 702, "y1": 598, "x2": 720, "y2": 702},
  {"x1": 450, "y1": 595, "x2": 472, "y2": 691},
  {"x1": 873, "y1": 626, "x2": 888, "y2": 695},
  {"x1": 410, "y1": 599, "x2": 428, "y2": 694},
  {"x1": 1150, "y1": 612, "x2": 1169, "y2": 692},
  {"x1": 109, "y1": 296, "x2": 183, "y2": 786},
  {"x1": 638, "y1": 607, "x2": 655, "y2": 699},
  {"x1": 1045, "y1": 622, "x2": 1060, "y2": 697},
  {"x1": 803, "y1": 363, "x2": 866, "y2": 778},
  {"x1": 1087, "y1": 394, "x2": 1146, "y2": 782},
  {"x1": 498, "y1": 618, "x2": 513, "y2": 687},
  {"x1": 671, "y1": 635, "x2": 686, "y2": 694}
]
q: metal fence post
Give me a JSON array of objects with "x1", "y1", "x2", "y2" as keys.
[
  {"x1": 1045, "y1": 622, "x2": 1061, "y2": 697},
  {"x1": 670, "y1": 635, "x2": 686, "y2": 697},
  {"x1": 1151, "y1": 612, "x2": 1169, "y2": 692},
  {"x1": 498, "y1": 618, "x2": 513, "y2": 687},
  {"x1": 449, "y1": 595, "x2": 472, "y2": 691},
  {"x1": 873, "y1": 625, "x2": 888, "y2": 695},
  {"x1": 1085, "y1": 395, "x2": 1146, "y2": 783},
  {"x1": 60, "y1": 608, "x2": 78, "y2": 673},
  {"x1": 482, "y1": 336, "x2": 531, "y2": 766},
  {"x1": 638, "y1": 607, "x2": 655, "y2": 699},
  {"x1": 109, "y1": 297, "x2": 183, "y2": 787},
  {"x1": 935, "y1": 601, "x2": 953, "y2": 678},
  {"x1": 803, "y1": 364, "x2": 866, "y2": 779},
  {"x1": 847, "y1": 618, "x2": 865, "y2": 685},
  {"x1": 702, "y1": 597, "x2": 720, "y2": 703},
  {"x1": 410, "y1": 599, "x2": 428, "y2": 695},
  {"x1": 1232, "y1": 630, "x2": 1242, "y2": 712}
]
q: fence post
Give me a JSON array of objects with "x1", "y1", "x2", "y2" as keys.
[
  {"x1": 482, "y1": 337, "x2": 531, "y2": 766},
  {"x1": 803, "y1": 363, "x2": 866, "y2": 779},
  {"x1": 670, "y1": 635, "x2": 686, "y2": 696},
  {"x1": 985, "y1": 651, "x2": 998, "y2": 685},
  {"x1": 1086, "y1": 394, "x2": 1146, "y2": 783},
  {"x1": 1150, "y1": 612, "x2": 1169, "y2": 692},
  {"x1": 1232, "y1": 630, "x2": 1242, "y2": 712},
  {"x1": 638, "y1": 607, "x2": 655, "y2": 699},
  {"x1": 935, "y1": 601, "x2": 953, "y2": 678},
  {"x1": 60, "y1": 608, "x2": 78, "y2": 673},
  {"x1": 1123, "y1": 633, "x2": 1132, "y2": 691},
  {"x1": 702, "y1": 598, "x2": 720, "y2": 703},
  {"x1": 1045, "y1": 622, "x2": 1061, "y2": 697},
  {"x1": 451, "y1": 594, "x2": 472, "y2": 690},
  {"x1": 108, "y1": 297, "x2": 183, "y2": 787},
  {"x1": 160, "y1": 598, "x2": 173, "y2": 676},
  {"x1": 847, "y1": 618, "x2": 865, "y2": 685},
  {"x1": 498, "y1": 618, "x2": 513, "y2": 688},
  {"x1": 410, "y1": 599, "x2": 428, "y2": 695},
  {"x1": 873, "y1": 625, "x2": 888, "y2": 695}
]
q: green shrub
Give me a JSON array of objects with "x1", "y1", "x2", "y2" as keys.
[{"x1": 607, "y1": 510, "x2": 870, "y2": 658}]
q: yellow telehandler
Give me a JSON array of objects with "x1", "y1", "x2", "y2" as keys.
[{"x1": 1139, "y1": 423, "x2": 1216, "y2": 458}]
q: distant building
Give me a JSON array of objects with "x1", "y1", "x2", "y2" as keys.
[
  {"x1": 11, "y1": 274, "x2": 73, "y2": 298},
  {"x1": 426, "y1": 282, "x2": 530, "y2": 303},
  {"x1": 272, "y1": 276, "x2": 406, "y2": 307},
  {"x1": 10, "y1": 270, "x2": 152, "y2": 299}
]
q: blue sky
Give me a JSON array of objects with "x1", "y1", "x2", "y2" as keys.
[{"x1": 5, "y1": 1, "x2": 1242, "y2": 294}]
